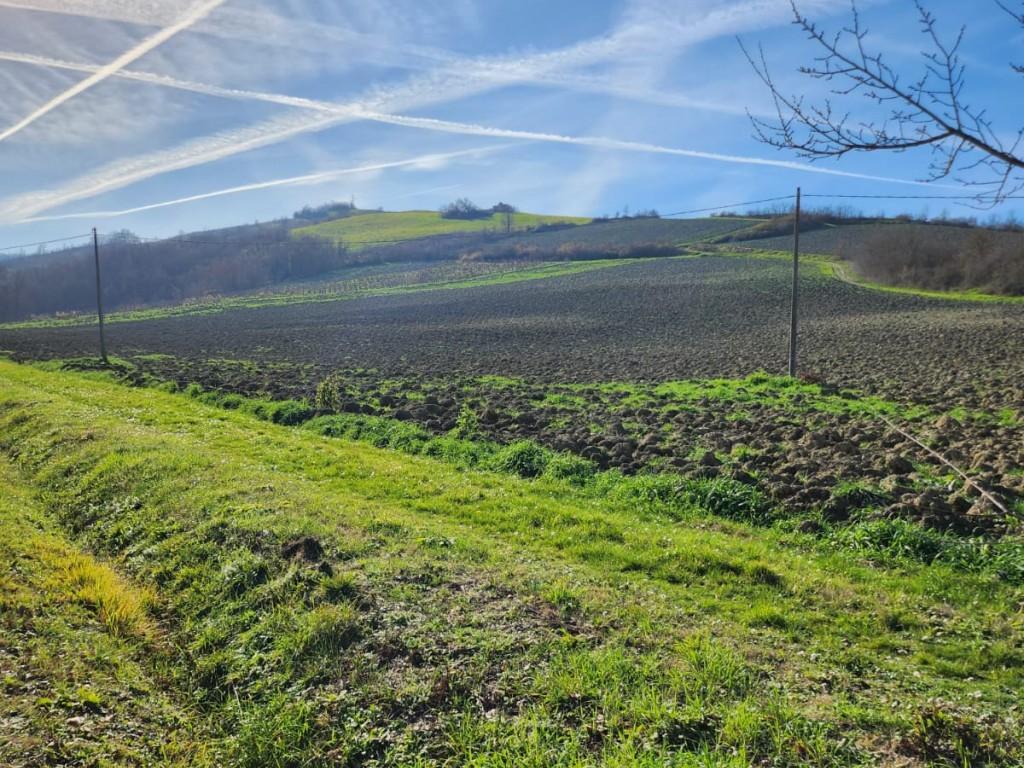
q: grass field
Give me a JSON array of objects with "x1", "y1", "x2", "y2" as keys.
[
  {"x1": 294, "y1": 210, "x2": 590, "y2": 249},
  {"x1": 1, "y1": 359, "x2": 1022, "y2": 765}
]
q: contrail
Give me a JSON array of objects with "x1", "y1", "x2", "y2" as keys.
[
  {"x1": 0, "y1": 50, "x2": 942, "y2": 189},
  {"x1": 0, "y1": 50, "x2": 755, "y2": 118},
  {"x1": 0, "y1": 0, "x2": 224, "y2": 143},
  {"x1": 363, "y1": 113, "x2": 946, "y2": 187},
  {"x1": 19, "y1": 147, "x2": 505, "y2": 222}
]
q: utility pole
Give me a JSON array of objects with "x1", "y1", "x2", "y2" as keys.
[
  {"x1": 788, "y1": 187, "x2": 800, "y2": 377},
  {"x1": 92, "y1": 227, "x2": 108, "y2": 364}
]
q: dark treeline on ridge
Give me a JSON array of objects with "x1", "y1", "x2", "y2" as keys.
[{"x1": 0, "y1": 224, "x2": 347, "y2": 322}]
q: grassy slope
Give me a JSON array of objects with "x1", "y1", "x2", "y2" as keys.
[
  {"x1": 0, "y1": 456, "x2": 216, "y2": 766},
  {"x1": 0, "y1": 360, "x2": 1021, "y2": 765},
  {"x1": 295, "y1": 210, "x2": 590, "y2": 249},
  {"x1": 489, "y1": 217, "x2": 759, "y2": 250}
]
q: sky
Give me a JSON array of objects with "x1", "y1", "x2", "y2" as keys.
[{"x1": 0, "y1": 0, "x2": 1022, "y2": 251}]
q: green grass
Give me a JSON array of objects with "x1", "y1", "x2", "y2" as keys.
[
  {"x1": 555, "y1": 371, "x2": 932, "y2": 420},
  {"x1": 1, "y1": 359, "x2": 1022, "y2": 765},
  {"x1": 0, "y1": 455, "x2": 215, "y2": 765},
  {"x1": 294, "y1": 209, "x2": 590, "y2": 249}
]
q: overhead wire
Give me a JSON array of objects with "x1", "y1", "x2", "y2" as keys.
[
  {"x1": 0, "y1": 232, "x2": 92, "y2": 253},
  {"x1": 661, "y1": 195, "x2": 795, "y2": 217},
  {"x1": 4, "y1": 188, "x2": 1024, "y2": 254}
]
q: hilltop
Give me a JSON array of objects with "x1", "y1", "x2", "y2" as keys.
[{"x1": 293, "y1": 209, "x2": 590, "y2": 250}]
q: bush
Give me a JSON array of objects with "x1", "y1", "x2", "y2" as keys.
[
  {"x1": 608, "y1": 474, "x2": 691, "y2": 517},
  {"x1": 451, "y1": 404, "x2": 480, "y2": 439},
  {"x1": 543, "y1": 453, "x2": 597, "y2": 486},
  {"x1": 486, "y1": 440, "x2": 552, "y2": 478},
  {"x1": 314, "y1": 376, "x2": 358, "y2": 411},
  {"x1": 689, "y1": 478, "x2": 772, "y2": 523},
  {"x1": 245, "y1": 399, "x2": 314, "y2": 426},
  {"x1": 439, "y1": 198, "x2": 490, "y2": 220},
  {"x1": 421, "y1": 436, "x2": 492, "y2": 468}
]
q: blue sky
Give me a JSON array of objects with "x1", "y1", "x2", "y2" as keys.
[{"x1": 0, "y1": 0, "x2": 1022, "y2": 249}]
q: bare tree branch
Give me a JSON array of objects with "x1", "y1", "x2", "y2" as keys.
[
  {"x1": 996, "y1": 0, "x2": 1024, "y2": 73},
  {"x1": 741, "y1": 1, "x2": 1024, "y2": 204}
]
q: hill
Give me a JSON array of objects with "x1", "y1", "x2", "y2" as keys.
[
  {"x1": 461, "y1": 216, "x2": 755, "y2": 258},
  {"x1": 2, "y1": 359, "x2": 1022, "y2": 765},
  {"x1": 5, "y1": 204, "x2": 1023, "y2": 325},
  {"x1": 294, "y1": 209, "x2": 590, "y2": 250}
]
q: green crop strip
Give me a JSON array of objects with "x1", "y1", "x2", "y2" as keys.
[{"x1": 0, "y1": 258, "x2": 632, "y2": 330}]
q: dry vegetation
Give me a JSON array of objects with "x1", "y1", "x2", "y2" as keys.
[{"x1": 841, "y1": 224, "x2": 1024, "y2": 295}]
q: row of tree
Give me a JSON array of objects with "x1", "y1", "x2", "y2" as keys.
[
  {"x1": 438, "y1": 199, "x2": 517, "y2": 220},
  {"x1": 0, "y1": 227, "x2": 348, "y2": 321}
]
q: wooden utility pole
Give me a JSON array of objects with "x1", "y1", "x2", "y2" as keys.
[
  {"x1": 788, "y1": 187, "x2": 800, "y2": 377},
  {"x1": 92, "y1": 227, "x2": 108, "y2": 364}
]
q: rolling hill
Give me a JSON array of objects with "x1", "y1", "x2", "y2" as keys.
[{"x1": 293, "y1": 209, "x2": 590, "y2": 249}]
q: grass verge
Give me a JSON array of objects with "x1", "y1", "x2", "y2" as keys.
[{"x1": 0, "y1": 359, "x2": 1022, "y2": 765}]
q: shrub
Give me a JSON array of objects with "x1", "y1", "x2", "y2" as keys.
[
  {"x1": 689, "y1": 478, "x2": 772, "y2": 523},
  {"x1": 314, "y1": 376, "x2": 359, "y2": 411},
  {"x1": 439, "y1": 198, "x2": 489, "y2": 220},
  {"x1": 486, "y1": 440, "x2": 552, "y2": 478},
  {"x1": 608, "y1": 473, "x2": 691, "y2": 517},
  {"x1": 451, "y1": 404, "x2": 480, "y2": 439},
  {"x1": 421, "y1": 436, "x2": 491, "y2": 468},
  {"x1": 244, "y1": 399, "x2": 313, "y2": 426},
  {"x1": 543, "y1": 453, "x2": 597, "y2": 486}
]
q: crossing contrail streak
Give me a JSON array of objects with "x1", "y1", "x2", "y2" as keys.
[
  {"x1": 0, "y1": 0, "x2": 224, "y2": 143},
  {"x1": 362, "y1": 113, "x2": 945, "y2": 187},
  {"x1": 19, "y1": 147, "x2": 505, "y2": 222},
  {"x1": 0, "y1": 49, "x2": 942, "y2": 189}
]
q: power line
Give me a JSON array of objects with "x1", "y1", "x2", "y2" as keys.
[
  {"x1": 662, "y1": 195, "x2": 795, "y2": 217},
  {"x1": 6, "y1": 188, "x2": 1019, "y2": 256},
  {"x1": 803, "y1": 193, "x2": 1024, "y2": 200},
  {"x1": 0, "y1": 232, "x2": 92, "y2": 253},
  {"x1": 131, "y1": 232, "x2": 491, "y2": 247}
]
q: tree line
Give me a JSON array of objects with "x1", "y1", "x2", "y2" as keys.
[{"x1": 0, "y1": 225, "x2": 347, "y2": 322}]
